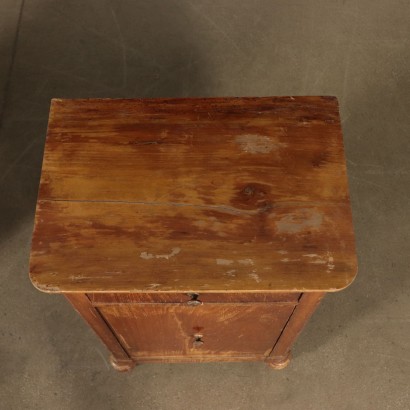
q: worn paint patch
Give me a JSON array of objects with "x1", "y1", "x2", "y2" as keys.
[
  {"x1": 144, "y1": 283, "x2": 161, "y2": 290},
  {"x1": 327, "y1": 252, "x2": 335, "y2": 272},
  {"x1": 193, "y1": 220, "x2": 207, "y2": 228},
  {"x1": 216, "y1": 258, "x2": 234, "y2": 266},
  {"x1": 193, "y1": 217, "x2": 228, "y2": 237},
  {"x1": 41, "y1": 283, "x2": 61, "y2": 292},
  {"x1": 69, "y1": 275, "x2": 86, "y2": 281},
  {"x1": 304, "y1": 252, "x2": 335, "y2": 272},
  {"x1": 275, "y1": 209, "x2": 323, "y2": 234},
  {"x1": 249, "y1": 271, "x2": 262, "y2": 283},
  {"x1": 304, "y1": 253, "x2": 326, "y2": 264},
  {"x1": 235, "y1": 134, "x2": 285, "y2": 154},
  {"x1": 226, "y1": 269, "x2": 236, "y2": 277},
  {"x1": 140, "y1": 247, "x2": 181, "y2": 260},
  {"x1": 238, "y1": 258, "x2": 254, "y2": 266}
]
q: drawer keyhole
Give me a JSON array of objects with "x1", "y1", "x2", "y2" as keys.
[
  {"x1": 186, "y1": 293, "x2": 202, "y2": 306},
  {"x1": 193, "y1": 334, "x2": 204, "y2": 348}
]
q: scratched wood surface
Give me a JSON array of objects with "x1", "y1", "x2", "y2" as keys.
[{"x1": 30, "y1": 97, "x2": 357, "y2": 293}]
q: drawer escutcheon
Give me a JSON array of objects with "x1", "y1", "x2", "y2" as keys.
[{"x1": 186, "y1": 293, "x2": 202, "y2": 306}]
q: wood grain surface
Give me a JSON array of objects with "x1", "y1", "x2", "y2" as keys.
[
  {"x1": 98, "y1": 302, "x2": 296, "y2": 359},
  {"x1": 88, "y1": 292, "x2": 301, "y2": 305},
  {"x1": 30, "y1": 97, "x2": 357, "y2": 293}
]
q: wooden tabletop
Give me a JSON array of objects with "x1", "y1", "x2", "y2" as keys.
[{"x1": 29, "y1": 97, "x2": 357, "y2": 293}]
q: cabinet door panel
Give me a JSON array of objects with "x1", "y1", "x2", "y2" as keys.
[{"x1": 99, "y1": 303, "x2": 295, "y2": 358}]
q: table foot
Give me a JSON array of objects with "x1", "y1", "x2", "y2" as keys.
[
  {"x1": 265, "y1": 352, "x2": 292, "y2": 370},
  {"x1": 109, "y1": 355, "x2": 136, "y2": 372}
]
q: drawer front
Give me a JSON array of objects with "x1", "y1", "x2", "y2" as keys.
[
  {"x1": 89, "y1": 292, "x2": 300, "y2": 305},
  {"x1": 98, "y1": 303, "x2": 296, "y2": 359}
]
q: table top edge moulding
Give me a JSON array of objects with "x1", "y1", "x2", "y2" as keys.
[{"x1": 29, "y1": 96, "x2": 357, "y2": 294}]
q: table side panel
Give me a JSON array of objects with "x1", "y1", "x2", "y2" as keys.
[
  {"x1": 268, "y1": 292, "x2": 325, "y2": 360},
  {"x1": 65, "y1": 293, "x2": 131, "y2": 361}
]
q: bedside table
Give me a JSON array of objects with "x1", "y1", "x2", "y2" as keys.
[{"x1": 29, "y1": 97, "x2": 357, "y2": 371}]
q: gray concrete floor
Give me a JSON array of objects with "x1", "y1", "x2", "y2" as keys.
[{"x1": 0, "y1": 1, "x2": 409, "y2": 409}]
